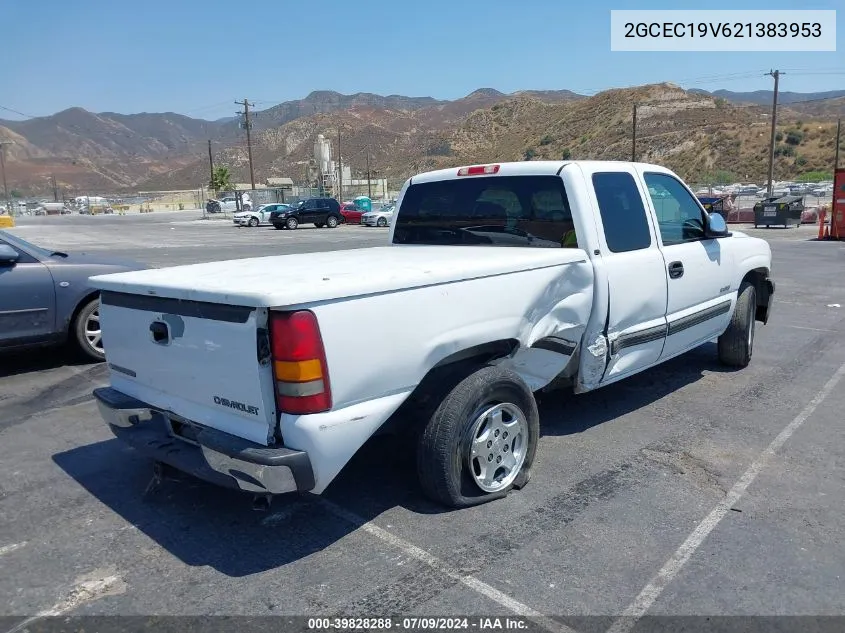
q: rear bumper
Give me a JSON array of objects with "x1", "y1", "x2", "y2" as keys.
[{"x1": 93, "y1": 387, "x2": 315, "y2": 495}]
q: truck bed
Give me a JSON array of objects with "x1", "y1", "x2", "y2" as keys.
[{"x1": 90, "y1": 246, "x2": 588, "y2": 308}]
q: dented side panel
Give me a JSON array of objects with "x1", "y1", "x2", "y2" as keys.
[{"x1": 282, "y1": 259, "x2": 595, "y2": 492}]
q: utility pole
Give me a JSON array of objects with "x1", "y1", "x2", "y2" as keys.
[
  {"x1": 631, "y1": 103, "x2": 637, "y2": 162},
  {"x1": 366, "y1": 146, "x2": 372, "y2": 199},
  {"x1": 207, "y1": 139, "x2": 215, "y2": 189},
  {"x1": 765, "y1": 70, "x2": 783, "y2": 197},
  {"x1": 235, "y1": 99, "x2": 256, "y2": 190},
  {"x1": 337, "y1": 126, "x2": 343, "y2": 201},
  {"x1": 835, "y1": 118, "x2": 841, "y2": 170},
  {"x1": 0, "y1": 141, "x2": 12, "y2": 215},
  {"x1": 51, "y1": 173, "x2": 59, "y2": 202}
]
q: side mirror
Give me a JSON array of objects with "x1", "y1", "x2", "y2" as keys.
[
  {"x1": 0, "y1": 244, "x2": 20, "y2": 263},
  {"x1": 705, "y1": 212, "x2": 729, "y2": 238}
]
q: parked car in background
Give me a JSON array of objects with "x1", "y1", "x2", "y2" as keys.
[
  {"x1": 270, "y1": 198, "x2": 342, "y2": 230},
  {"x1": 361, "y1": 204, "x2": 395, "y2": 227},
  {"x1": 339, "y1": 202, "x2": 365, "y2": 224},
  {"x1": 234, "y1": 203, "x2": 290, "y2": 227},
  {"x1": 207, "y1": 193, "x2": 252, "y2": 214},
  {"x1": 0, "y1": 230, "x2": 147, "y2": 361}
]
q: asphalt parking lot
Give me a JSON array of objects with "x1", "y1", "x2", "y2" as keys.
[{"x1": 2, "y1": 211, "x2": 845, "y2": 631}]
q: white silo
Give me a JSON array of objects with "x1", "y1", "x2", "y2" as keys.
[{"x1": 313, "y1": 134, "x2": 332, "y2": 175}]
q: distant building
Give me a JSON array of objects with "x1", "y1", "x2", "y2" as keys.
[{"x1": 266, "y1": 177, "x2": 294, "y2": 189}]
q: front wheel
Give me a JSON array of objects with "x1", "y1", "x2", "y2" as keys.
[
  {"x1": 72, "y1": 297, "x2": 105, "y2": 361},
  {"x1": 326, "y1": 215, "x2": 339, "y2": 228},
  {"x1": 718, "y1": 281, "x2": 756, "y2": 367},
  {"x1": 417, "y1": 365, "x2": 539, "y2": 508},
  {"x1": 286, "y1": 217, "x2": 298, "y2": 230},
  {"x1": 248, "y1": 216, "x2": 259, "y2": 227},
  {"x1": 377, "y1": 217, "x2": 387, "y2": 227}
]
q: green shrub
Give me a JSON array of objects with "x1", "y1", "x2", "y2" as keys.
[
  {"x1": 561, "y1": 148, "x2": 572, "y2": 160},
  {"x1": 523, "y1": 147, "x2": 536, "y2": 161},
  {"x1": 785, "y1": 130, "x2": 803, "y2": 145},
  {"x1": 539, "y1": 134, "x2": 554, "y2": 146},
  {"x1": 775, "y1": 131, "x2": 784, "y2": 142}
]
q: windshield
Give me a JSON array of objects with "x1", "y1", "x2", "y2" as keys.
[
  {"x1": 0, "y1": 230, "x2": 60, "y2": 258},
  {"x1": 392, "y1": 175, "x2": 577, "y2": 248}
]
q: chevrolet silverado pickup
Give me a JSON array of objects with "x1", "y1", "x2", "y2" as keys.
[{"x1": 90, "y1": 161, "x2": 774, "y2": 508}]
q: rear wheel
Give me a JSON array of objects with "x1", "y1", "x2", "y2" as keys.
[
  {"x1": 718, "y1": 281, "x2": 756, "y2": 367},
  {"x1": 286, "y1": 217, "x2": 298, "y2": 230},
  {"x1": 326, "y1": 215, "x2": 339, "y2": 228},
  {"x1": 72, "y1": 297, "x2": 105, "y2": 361},
  {"x1": 417, "y1": 365, "x2": 538, "y2": 508}
]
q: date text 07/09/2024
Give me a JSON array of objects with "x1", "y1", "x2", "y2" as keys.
[{"x1": 307, "y1": 617, "x2": 531, "y2": 631}]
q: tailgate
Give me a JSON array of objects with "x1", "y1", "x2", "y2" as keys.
[{"x1": 99, "y1": 291, "x2": 277, "y2": 446}]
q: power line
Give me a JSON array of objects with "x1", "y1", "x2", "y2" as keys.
[{"x1": 0, "y1": 105, "x2": 37, "y2": 119}]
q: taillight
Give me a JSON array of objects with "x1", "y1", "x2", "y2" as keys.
[
  {"x1": 269, "y1": 310, "x2": 332, "y2": 415},
  {"x1": 457, "y1": 164, "x2": 500, "y2": 176}
]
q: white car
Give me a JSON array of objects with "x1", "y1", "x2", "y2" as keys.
[
  {"x1": 361, "y1": 204, "x2": 395, "y2": 227},
  {"x1": 207, "y1": 194, "x2": 252, "y2": 214},
  {"x1": 90, "y1": 160, "x2": 774, "y2": 509},
  {"x1": 234, "y1": 203, "x2": 290, "y2": 227}
]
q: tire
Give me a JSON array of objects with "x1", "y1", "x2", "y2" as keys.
[
  {"x1": 273, "y1": 223, "x2": 284, "y2": 230},
  {"x1": 248, "y1": 216, "x2": 259, "y2": 227},
  {"x1": 286, "y1": 217, "x2": 298, "y2": 230},
  {"x1": 377, "y1": 217, "x2": 387, "y2": 227},
  {"x1": 72, "y1": 297, "x2": 105, "y2": 362},
  {"x1": 718, "y1": 281, "x2": 756, "y2": 368},
  {"x1": 326, "y1": 215, "x2": 339, "y2": 228},
  {"x1": 417, "y1": 365, "x2": 539, "y2": 508}
]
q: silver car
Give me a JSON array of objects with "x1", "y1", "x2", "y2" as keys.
[
  {"x1": 361, "y1": 204, "x2": 395, "y2": 227},
  {"x1": 0, "y1": 231, "x2": 147, "y2": 361}
]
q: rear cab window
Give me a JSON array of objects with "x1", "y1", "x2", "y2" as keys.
[
  {"x1": 591, "y1": 172, "x2": 652, "y2": 252},
  {"x1": 392, "y1": 175, "x2": 578, "y2": 248}
]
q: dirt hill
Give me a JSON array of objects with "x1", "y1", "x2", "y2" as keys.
[{"x1": 2, "y1": 85, "x2": 840, "y2": 195}]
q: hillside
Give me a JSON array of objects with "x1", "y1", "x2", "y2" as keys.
[
  {"x1": 148, "y1": 83, "x2": 841, "y2": 191},
  {"x1": 2, "y1": 85, "x2": 840, "y2": 195}
]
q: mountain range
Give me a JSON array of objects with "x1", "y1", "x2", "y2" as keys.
[{"x1": 0, "y1": 86, "x2": 841, "y2": 195}]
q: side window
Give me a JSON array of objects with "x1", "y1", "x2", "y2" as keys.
[
  {"x1": 644, "y1": 173, "x2": 706, "y2": 245},
  {"x1": 592, "y1": 172, "x2": 652, "y2": 253}
]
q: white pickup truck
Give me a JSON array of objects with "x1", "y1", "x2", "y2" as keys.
[{"x1": 90, "y1": 161, "x2": 774, "y2": 508}]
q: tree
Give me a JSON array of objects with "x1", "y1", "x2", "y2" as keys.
[
  {"x1": 210, "y1": 166, "x2": 232, "y2": 192},
  {"x1": 9, "y1": 190, "x2": 23, "y2": 198}
]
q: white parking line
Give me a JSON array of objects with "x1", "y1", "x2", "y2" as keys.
[
  {"x1": 606, "y1": 358, "x2": 845, "y2": 633},
  {"x1": 787, "y1": 325, "x2": 837, "y2": 333},
  {"x1": 5, "y1": 569, "x2": 126, "y2": 633},
  {"x1": 0, "y1": 541, "x2": 26, "y2": 556},
  {"x1": 320, "y1": 500, "x2": 577, "y2": 633}
]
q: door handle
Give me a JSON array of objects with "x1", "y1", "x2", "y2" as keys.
[{"x1": 668, "y1": 261, "x2": 684, "y2": 279}]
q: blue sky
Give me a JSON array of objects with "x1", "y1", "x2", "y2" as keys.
[{"x1": 1, "y1": 0, "x2": 841, "y2": 120}]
